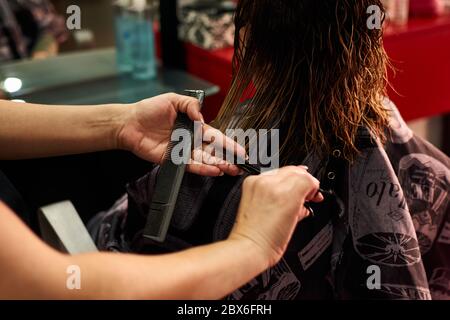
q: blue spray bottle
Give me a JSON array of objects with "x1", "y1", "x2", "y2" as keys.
[
  {"x1": 113, "y1": 0, "x2": 134, "y2": 72},
  {"x1": 131, "y1": 0, "x2": 157, "y2": 80}
]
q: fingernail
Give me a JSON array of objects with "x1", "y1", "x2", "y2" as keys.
[
  {"x1": 300, "y1": 165, "x2": 309, "y2": 171},
  {"x1": 200, "y1": 114, "x2": 205, "y2": 124},
  {"x1": 219, "y1": 172, "x2": 225, "y2": 176}
]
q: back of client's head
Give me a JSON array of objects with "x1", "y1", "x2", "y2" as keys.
[{"x1": 215, "y1": 0, "x2": 390, "y2": 164}]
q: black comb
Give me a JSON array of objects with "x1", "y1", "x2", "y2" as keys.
[
  {"x1": 143, "y1": 90, "x2": 205, "y2": 243},
  {"x1": 237, "y1": 161, "x2": 261, "y2": 175}
]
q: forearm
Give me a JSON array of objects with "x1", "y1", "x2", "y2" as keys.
[
  {"x1": 69, "y1": 239, "x2": 267, "y2": 300},
  {"x1": 0, "y1": 100, "x2": 126, "y2": 159},
  {"x1": 0, "y1": 203, "x2": 268, "y2": 300}
]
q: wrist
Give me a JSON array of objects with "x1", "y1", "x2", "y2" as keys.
[
  {"x1": 105, "y1": 103, "x2": 133, "y2": 151},
  {"x1": 227, "y1": 234, "x2": 272, "y2": 271}
]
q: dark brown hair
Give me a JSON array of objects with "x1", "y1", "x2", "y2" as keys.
[{"x1": 214, "y1": 0, "x2": 390, "y2": 164}]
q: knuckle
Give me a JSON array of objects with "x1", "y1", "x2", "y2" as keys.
[
  {"x1": 254, "y1": 177, "x2": 267, "y2": 189},
  {"x1": 243, "y1": 176, "x2": 257, "y2": 189},
  {"x1": 286, "y1": 166, "x2": 300, "y2": 174},
  {"x1": 279, "y1": 166, "x2": 297, "y2": 175},
  {"x1": 166, "y1": 92, "x2": 177, "y2": 99},
  {"x1": 307, "y1": 174, "x2": 319, "y2": 186},
  {"x1": 270, "y1": 184, "x2": 289, "y2": 198}
]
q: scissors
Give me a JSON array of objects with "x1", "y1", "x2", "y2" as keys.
[{"x1": 236, "y1": 161, "x2": 335, "y2": 217}]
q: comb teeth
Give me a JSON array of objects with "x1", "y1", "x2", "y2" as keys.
[
  {"x1": 163, "y1": 90, "x2": 204, "y2": 162},
  {"x1": 164, "y1": 113, "x2": 194, "y2": 162},
  {"x1": 237, "y1": 162, "x2": 261, "y2": 175},
  {"x1": 173, "y1": 113, "x2": 194, "y2": 129}
]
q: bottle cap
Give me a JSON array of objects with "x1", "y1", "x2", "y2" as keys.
[
  {"x1": 115, "y1": 0, "x2": 130, "y2": 7},
  {"x1": 133, "y1": 0, "x2": 147, "y2": 11}
]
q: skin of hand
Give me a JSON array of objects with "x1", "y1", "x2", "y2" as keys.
[
  {"x1": 230, "y1": 166, "x2": 324, "y2": 267},
  {"x1": 116, "y1": 93, "x2": 244, "y2": 177}
]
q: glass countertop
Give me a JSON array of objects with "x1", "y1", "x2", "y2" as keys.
[{"x1": 0, "y1": 48, "x2": 220, "y2": 105}]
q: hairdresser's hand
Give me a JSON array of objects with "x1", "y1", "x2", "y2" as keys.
[
  {"x1": 117, "y1": 93, "x2": 245, "y2": 176},
  {"x1": 230, "y1": 166, "x2": 324, "y2": 267}
]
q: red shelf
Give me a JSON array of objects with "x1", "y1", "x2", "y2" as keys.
[{"x1": 384, "y1": 14, "x2": 450, "y2": 120}]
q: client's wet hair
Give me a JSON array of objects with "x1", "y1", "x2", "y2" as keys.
[{"x1": 214, "y1": 0, "x2": 390, "y2": 163}]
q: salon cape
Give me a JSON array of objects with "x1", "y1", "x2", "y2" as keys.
[{"x1": 89, "y1": 99, "x2": 450, "y2": 300}]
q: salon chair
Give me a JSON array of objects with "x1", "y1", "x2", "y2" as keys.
[{"x1": 38, "y1": 200, "x2": 98, "y2": 254}]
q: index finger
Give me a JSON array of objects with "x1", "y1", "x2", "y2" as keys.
[
  {"x1": 261, "y1": 165, "x2": 308, "y2": 176},
  {"x1": 167, "y1": 93, "x2": 204, "y2": 123},
  {"x1": 270, "y1": 166, "x2": 322, "y2": 200},
  {"x1": 203, "y1": 125, "x2": 248, "y2": 162}
]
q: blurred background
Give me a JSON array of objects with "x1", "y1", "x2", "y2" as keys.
[{"x1": 0, "y1": 0, "x2": 449, "y2": 227}]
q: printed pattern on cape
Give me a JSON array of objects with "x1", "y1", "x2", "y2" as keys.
[
  {"x1": 347, "y1": 142, "x2": 431, "y2": 299},
  {"x1": 228, "y1": 259, "x2": 302, "y2": 300},
  {"x1": 87, "y1": 195, "x2": 129, "y2": 253},
  {"x1": 349, "y1": 144, "x2": 421, "y2": 267},
  {"x1": 399, "y1": 154, "x2": 449, "y2": 254},
  {"x1": 384, "y1": 101, "x2": 450, "y2": 300},
  {"x1": 429, "y1": 267, "x2": 450, "y2": 300}
]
